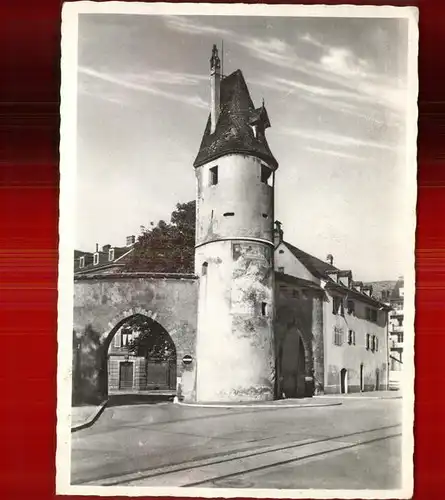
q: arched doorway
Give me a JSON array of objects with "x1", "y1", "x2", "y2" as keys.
[
  {"x1": 278, "y1": 331, "x2": 309, "y2": 399},
  {"x1": 105, "y1": 314, "x2": 177, "y2": 396},
  {"x1": 340, "y1": 368, "x2": 348, "y2": 394}
]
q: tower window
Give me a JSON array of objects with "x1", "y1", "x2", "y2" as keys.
[
  {"x1": 261, "y1": 165, "x2": 273, "y2": 186},
  {"x1": 209, "y1": 166, "x2": 218, "y2": 186},
  {"x1": 261, "y1": 302, "x2": 267, "y2": 316},
  {"x1": 202, "y1": 262, "x2": 208, "y2": 276},
  {"x1": 223, "y1": 212, "x2": 235, "y2": 217}
]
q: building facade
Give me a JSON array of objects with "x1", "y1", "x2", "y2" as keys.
[{"x1": 72, "y1": 46, "x2": 391, "y2": 404}]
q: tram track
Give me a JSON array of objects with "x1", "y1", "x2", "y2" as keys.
[{"x1": 75, "y1": 423, "x2": 402, "y2": 487}]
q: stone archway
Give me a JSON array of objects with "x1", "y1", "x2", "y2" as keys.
[{"x1": 104, "y1": 314, "x2": 177, "y2": 397}]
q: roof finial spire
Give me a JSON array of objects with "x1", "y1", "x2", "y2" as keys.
[{"x1": 210, "y1": 44, "x2": 221, "y2": 72}]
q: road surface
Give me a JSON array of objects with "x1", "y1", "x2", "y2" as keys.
[{"x1": 71, "y1": 395, "x2": 403, "y2": 490}]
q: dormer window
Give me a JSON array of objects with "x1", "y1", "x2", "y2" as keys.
[
  {"x1": 108, "y1": 248, "x2": 115, "y2": 262},
  {"x1": 93, "y1": 253, "x2": 99, "y2": 266},
  {"x1": 79, "y1": 256, "x2": 85, "y2": 269},
  {"x1": 209, "y1": 166, "x2": 218, "y2": 186},
  {"x1": 261, "y1": 165, "x2": 273, "y2": 186}
]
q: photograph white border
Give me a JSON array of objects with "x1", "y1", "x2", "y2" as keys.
[{"x1": 57, "y1": 2, "x2": 419, "y2": 498}]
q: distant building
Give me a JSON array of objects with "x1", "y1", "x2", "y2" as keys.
[
  {"x1": 369, "y1": 279, "x2": 405, "y2": 390},
  {"x1": 74, "y1": 235, "x2": 136, "y2": 275}
]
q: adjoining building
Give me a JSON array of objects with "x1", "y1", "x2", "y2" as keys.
[{"x1": 72, "y1": 46, "x2": 391, "y2": 404}]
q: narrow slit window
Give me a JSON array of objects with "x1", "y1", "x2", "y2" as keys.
[
  {"x1": 261, "y1": 302, "x2": 267, "y2": 316},
  {"x1": 261, "y1": 165, "x2": 273, "y2": 186},
  {"x1": 209, "y1": 166, "x2": 218, "y2": 186},
  {"x1": 223, "y1": 212, "x2": 235, "y2": 217},
  {"x1": 202, "y1": 262, "x2": 208, "y2": 276}
]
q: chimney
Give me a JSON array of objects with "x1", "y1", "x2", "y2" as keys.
[
  {"x1": 273, "y1": 220, "x2": 283, "y2": 247},
  {"x1": 326, "y1": 254, "x2": 334, "y2": 266},
  {"x1": 126, "y1": 235, "x2": 136, "y2": 247},
  {"x1": 210, "y1": 44, "x2": 221, "y2": 134}
]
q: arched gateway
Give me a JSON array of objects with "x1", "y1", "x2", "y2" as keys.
[{"x1": 72, "y1": 274, "x2": 198, "y2": 405}]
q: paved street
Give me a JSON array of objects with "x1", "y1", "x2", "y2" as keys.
[{"x1": 71, "y1": 395, "x2": 403, "y2": 490}]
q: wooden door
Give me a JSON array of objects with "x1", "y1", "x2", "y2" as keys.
[{"x1": 119, "y1": 361, "x2": 133, "y2": 390}]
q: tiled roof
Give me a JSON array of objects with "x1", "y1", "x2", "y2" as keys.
[
  {"x1": 193, "y1": 69, "x2": 278, "y2": 169},
  {"x1": 74, "y1": 247, "x2": 134, "y2": 275},
  {"x1": 282, "y1": 241, "x2": 390, "y2": 309},
  {"x1": 283, "y1": 241, "x2": 338, "y2": 279}
]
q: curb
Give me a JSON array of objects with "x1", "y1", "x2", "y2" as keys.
[
  {"x1": 176, "y1": 401, "x2": 342, "y2": 409},
  {"x1": 315, "y1": 395, "x2": 402, "y2": 400},
  {"x1": 71, "y1": 400, "x2": 109, "y2": 433}
]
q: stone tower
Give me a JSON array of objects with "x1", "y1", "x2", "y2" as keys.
[{"x1": 193, "y1": 45, "x2": 279, "y2": 402}]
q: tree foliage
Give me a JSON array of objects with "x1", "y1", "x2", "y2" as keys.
[
  {"x1": 124, "y1": 316, "x2": 176, "y2": 361},
  {"x1": 124, "y1": 200, "x2": 196, "y2": 273}
]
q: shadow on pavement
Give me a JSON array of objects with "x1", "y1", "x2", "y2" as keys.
[{"x1": 107, "y1": 393, "x2": 175, "y2": 407}]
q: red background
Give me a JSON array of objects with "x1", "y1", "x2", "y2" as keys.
[{"x1": 0, "y1": 0, "x2": 443, "y2": 498}]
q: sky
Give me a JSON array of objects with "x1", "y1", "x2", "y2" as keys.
[{"x1": 76, "y1": 13, "x2": 412, "y2": 282}]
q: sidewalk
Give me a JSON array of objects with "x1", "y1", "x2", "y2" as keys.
[
  {"x1": 71, "y1": 401, "x2": 108, "y2": 432},
  {"x1": 316, "y1": 390, "x2": 402, "y2": 400}
]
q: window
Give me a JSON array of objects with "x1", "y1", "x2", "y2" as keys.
[
  {"x1": 209, "y1": 166, "x2": 218, "y2": 186},
  {"x1": 366, "y1": 334, "x2": 371, "y2": 350},
  {"x1": 262, "y1": 213, "x2": 268, "y2": 218},
  {"x1": 261, "y1": 165, "x2": 273, "y2": 186},
  {"x1": 278, "y1": 249, "x2": 284, "y2": 254},
  {"x1": 223, "y1": 212, "x2": 235, "y2": 217},
  {"x1": 261, "y1": 302, "x2": 267, "y2": 316},
  {"x1": 278, "y1": 266, "x2": 284, "y2": 273},
  {"x1": 108, "y1": 248, "x2": 115, "y2": 262},
  {"x1": 366, "y1": 307, "x2": 378, "y2": 322},
  {"x1": 374, "y1": 336, "x2": 379, "y2": 352},
  {"x1": 79, "y1": 256, "x2": 85, "y2": 268},
  {"x1": 348, "y1": 330, "x2": 356, "y2": 345},
  {"x1": 347, "y1": 300, "x2": 355, "y2": 315},
  {"x1": 333, "y1": 326, "x2": 344, "y2": 346},
  {"x1": 93, "y1": 253, "x2": 99, "y2": 265},
  {"x1": 332, "y1": 296, "x2": 344, "y2": 316},
  {"x1": 202, "y1": 262, "x2": 208, "y2": 276},
  {"x1": 292, "y1": 289, "x2": 300, "y2": 299},
  {"x1": 121, "y1": 330, "x2": 133, "y2": 347}
]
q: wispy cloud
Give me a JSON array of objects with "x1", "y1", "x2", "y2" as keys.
[
  {"x1": 280, "y1": 126, "x2": 398, "y2": 152},
  {"x1": 165, "y1": 16, "x2": 406, "y2": 116},
  {"x1": 164, "y1": 15, "x2": 232, "y2": 37},
  {"x1": 305, "y1": 145, "x2": 368, "y2": 162},
  {"x1": 78, "y1": 66, "x2": 208, "y2": 109},
  {"x1": 259, "y1": 75, "x2": 400, "y2": 125}
]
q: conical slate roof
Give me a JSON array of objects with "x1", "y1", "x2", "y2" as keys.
[{"x1": 193, "y1": 69, "x2": 278, "y2": 169}]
